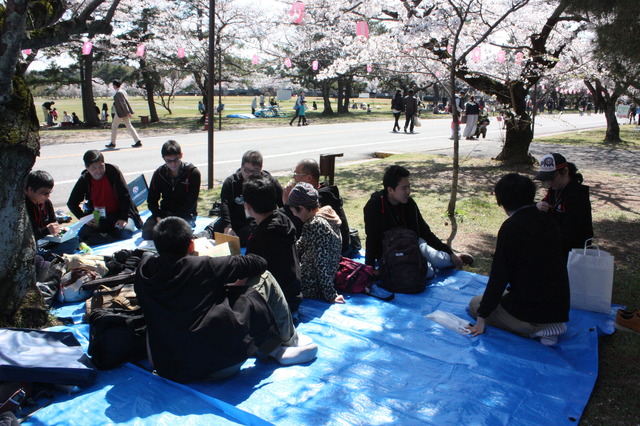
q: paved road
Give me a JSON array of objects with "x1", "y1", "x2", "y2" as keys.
[{"x1": 36, "y1": 113, "x2": 608, "y2": 208}]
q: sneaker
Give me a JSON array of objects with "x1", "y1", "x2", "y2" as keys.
[
  {"x1": 269, "y1": 343, "x2": 318, "y2": 365},
  {"x1": 105, "y1": 143, "x2": 116, "y2": 149},
  {"x1": 458, "y1": 253, "x2": 474, "y2": 266},
  {"x1": 615, "y1": 308, "x2": 640, "y2": 333},
  {"x1": 131, "y1": 141, "x2": 142, "y2": 148}
]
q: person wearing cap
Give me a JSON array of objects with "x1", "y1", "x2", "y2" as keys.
[
  {"x1": 288, "y1": 182, "x2": 345, "y2": 304},
  {"x1": 203, "y1": 150, "x2": 283, "y2": 247},
  {"x1": 363, "y1": 165, "x2": 474, "y2": 277},
  {"x1": 467, "y1": 173, "x2": 570, "y2": 346},
  {"x1": 403, "y1": 89, "x2": 419, "y2": 133},
  {"x1": 534, "y1": 153, "x2": 593, "y2": 256}
]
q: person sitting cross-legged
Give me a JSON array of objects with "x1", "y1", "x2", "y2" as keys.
[
  {"x1": 141, "y1": 140, "x2": 201, "y2": 240},
  {"x1": 466, "y1": 173, "x2": 570, "y2": 346},
  {"x1": 135, "y1": 217, "x2": 318, "y2": 383}
]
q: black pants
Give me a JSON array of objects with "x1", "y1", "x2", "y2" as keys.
[
  {"x1": 393, "y1": 113, "x2": 401, "y2": 131},
  {"x1": 404, "y1": 114, "x2": 415, "y2": 132}
]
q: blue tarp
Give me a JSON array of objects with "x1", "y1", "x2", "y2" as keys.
[{"x1": 24, "y1": 216, "x2": 616, "y2": 425}]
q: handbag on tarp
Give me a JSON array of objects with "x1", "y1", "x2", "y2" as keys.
[
  {"x1": 0, "y1": 328, "x2": 97, "y2": 386},
  {"x1": 567, "y1": 239, "x2": 614, "y2": 313}
]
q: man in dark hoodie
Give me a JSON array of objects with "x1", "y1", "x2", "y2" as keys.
[
  {"x1": 67, "y1": 150, "x2": 142, "y2": 246},
  {"x1": 141, "y1": 140, "x2": 201, "y2": 240},
  {"x1": 135, "y1": 217, "x2": 318, "y2": 383},
  {"x1": 282, "y1": 158, "x2": 353, "y2": 256},
  {"x1": 243, "y1": 178, "x2": 303, "y2": 312},
  {"x1": 466, "y1": 174, "x2": 570, "y2": 346},
  {"x1": 204, "y1": 150, "x2": 283, "y2": 247}
]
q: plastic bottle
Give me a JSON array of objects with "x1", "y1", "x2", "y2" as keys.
[{"x1": 79, "y1": 242, "x2": 92, "y2": 254}]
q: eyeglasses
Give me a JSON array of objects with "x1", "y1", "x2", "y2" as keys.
[
  {"x1": 292, "y1": 171, "x2": 308, "y2": 177},
  {"x1": 242, "y1": 167, "x2": 261, "y2": 175}
]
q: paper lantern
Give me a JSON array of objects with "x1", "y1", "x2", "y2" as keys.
[
  {"x1": 136, "y1": 45, "x2": 146, "y2": 57},
  {"x1": 22, "y1": 49, "x2": 32, "y2": 55},
  {"x1": 447, "y1": 45, "x2": 452, "y2": 55},
  {"x1": 541, "y1": 84, "x2": 546, "y2": 90},
  {"x1": 515, "y1": 52, "x2": 523, "y2": 65},
  {"x1": 356, "y1": 21, "x2": 369, "y2": 41},
  {"x1": 366, "y1": 64, "x2": 372, "y2": 73},
  {"x1": 497, "y1": 50, "x2": 506, "y2": 63},
  {"x1": 177, "y1": 47, "x2": 185, "y2": 58},
  {"x1": 290, "y1": 1, "x2": 305, "y2": 24},
  {"x1": 82, "y1": 42, "x2": 93, "y2": 55},
  {"x1": 555, "y1": 87, "x2": 560, "y2": 92},
  {"x1": 312, "y1": 60, "x2": 319, "y2": 71},
  {"x1": 252, "y1": 54, "x2": 259, "y2": 65},
  {"x1": 472, "y1": 47, "x2": 481, "y2": 63},
  {"x1": 285, "y1": 58, "x2": 292, "y2": 68},
  {"x1": 435, "y1": 71, "x2": 441, "y2": 78}
]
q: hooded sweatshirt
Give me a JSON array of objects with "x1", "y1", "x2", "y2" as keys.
[
  {"x1": 297, "y1": 206, "x2": 342, "y2": 302},
  {"x1": 134, "y1": 253, "x2": 279, "y2": 383},
  {"x1": 477, "y1": 205, "x2": 570, "y2": 324},
  {"x1": 245, "y1": 210, "x2": 303, "y2": 312},
  {"x1": 147, "y1": 162, "x2": 201, "y2": 219}
]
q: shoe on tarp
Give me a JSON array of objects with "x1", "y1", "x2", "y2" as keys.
[{"x1": 615, "y1": 308, "x2": 640, "y2": 333}]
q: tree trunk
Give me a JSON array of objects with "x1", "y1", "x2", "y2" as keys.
[
  {"x1": 321, "y1": 82, "x2": 334, "y2": 116},
  {"x1": 603, "y1": 101, "x2": 621, "y2": 142},
  {"x1": 0, "y1": 76, "x2": 48, "y2": 327},
  {"x1": 140, "y1": 59, "x2": 159, "y2": 122},
  {"x1": 447, "y1": 71, "x2": 460, "y2": 219},
  {"x1": 344, "y1": 77, "x2": 352, "y2": 114},
  {"x1": 337, "y1": 79, "x2": 345, "y2": 113},
  {"x1": 80, "y1": 52, "x2": 100, "y2": 127},
  {"x1": 495, "y1": 83, "x2": 536, "y2": 165}
]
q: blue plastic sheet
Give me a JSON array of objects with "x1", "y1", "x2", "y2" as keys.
[{"x1": 34, "y1": 216, "x2": 616, "y2": 425}]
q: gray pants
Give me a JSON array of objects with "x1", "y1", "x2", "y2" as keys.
[
  {"x1": 468, "y1": 295, "x2": 549, "y2": 337},
  {"x1": 419, "y1": 238, "x2": 454, "y2": 279}
]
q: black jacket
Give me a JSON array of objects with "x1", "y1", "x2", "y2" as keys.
[
  {"x1": 67, "y1": 163, "x2": 142, "y2": 228},
  {"x1": 477, "y1": 206, "x2": 570, "y2": 323},
  {"x1": 392, "y1": 93, "x2": 404, "y2": 111},
  {"x1": 363, "y1": 190, "x2": 452, "y2": 267},
  {"x1": 219, "y1": 169, "x2": 283, "y2": 231},
  {"x1": 465, "y1": 101, "x2": 480, "y2": 115},
  {"x1": 541, "y1": 180, "x2": 593, "y2": 255},
  {"x1": 148, "y1": 162, "x2": 201, "y2": 219},
  {"x1": 245, "y1": 210, "x2": 302, "y2": 312},
  {"x1": 135, "y1": 253, "x2": 277, "y2": 383},
  {"x1": 26, "y1": 198, "x2": 56, "y2": 240}
]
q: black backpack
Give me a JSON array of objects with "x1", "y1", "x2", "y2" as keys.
[
  {"x1": 88, "y1": 307, "x2": 147, "y2": 370},
  {"x1": 378, "y1": 227, "x2": 427, "y2": 293}
]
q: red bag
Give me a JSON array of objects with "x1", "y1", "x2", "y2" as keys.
[{"x1": 334, "y1": 257, "x2": 375, "y2": 293}]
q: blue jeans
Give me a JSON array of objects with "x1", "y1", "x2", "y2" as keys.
[{"x1": 419, "y1": 238, "x2": 454, "y2": 279}]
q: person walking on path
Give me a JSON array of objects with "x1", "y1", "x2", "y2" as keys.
[
  {"x1": 391, "y1": 90, "x2": 404, "y2": 132},
  {"x1": 297, "y1": 101, "x2": 308, "y2": 126},
  {"x1": 106, "y1": 80, "x2": 142, "y2": 149},
  {"x1": 403, "y1": 89, "x2": 418, "y2": 133},
  {"x1": 463, "y1": 96, "x2": 480, "y2": 139},
  {"x1": 289, "y1": 91, "x2": 305, "y2": 126}
]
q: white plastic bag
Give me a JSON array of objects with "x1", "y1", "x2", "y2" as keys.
[
  {"x1": 567, "y1": 239, "x2": 614, "y2": 313},
  {"x1": 426, "y1": 310, "x2": 471, "y2": 335}
]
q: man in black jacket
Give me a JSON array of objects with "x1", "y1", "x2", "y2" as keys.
[
  {"x1": 282, "y1": 158, "x2": 354, "y2": 256},
  {"x1": 244, "y1": 178, "x2": 302, "y2": 312},
  {"x1": 363, "y1": 165, "x2": 472, "y2": 276},
  {"x1": 141, "y1": 140, "x2": 201, "y2": 240},
  {"x1": 67, "y1": 150, "x2": 142, "y2": 246},
  {"x1": 135, "y1": 217, "x2": 317, "y2": 383},
  {"x1": 204, "y1": 150, "x2": 283, "y2": 247},
  {"x1": 466, "y1": 174, "x2": 570, "y2": 346}
]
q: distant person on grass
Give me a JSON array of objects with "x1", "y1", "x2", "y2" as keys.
[
  {"x1": 135, "y1": 216, "x2": 318, "y2": 383},
  {"x1": 467, "y1": 173, "x2": 570, "y2": 346},
  {"x1": 105, "y1": 80, "x2": 142, "y2": 149},
  {"x1": 141, "y1": 140, "x2": 201, "y2": 240}
]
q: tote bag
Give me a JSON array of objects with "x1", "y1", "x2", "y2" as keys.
[{"x1": 567, "y1": 239, "x2": 614, "y2": 313}]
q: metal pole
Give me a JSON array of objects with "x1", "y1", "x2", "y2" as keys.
[
  {"x1": 218, "y1": 47, "x2": 222, "y2": 130},
  {"x1": 531, "y1": 83, "x2": 538, "y2": 139},
  {"x1": 207, "y1": 0, "x2": 215, "y2": 189}
]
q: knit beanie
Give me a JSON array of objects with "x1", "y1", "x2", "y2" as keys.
[{"x1": 288, "y1": 182, "x2": 319, "y2": 208}]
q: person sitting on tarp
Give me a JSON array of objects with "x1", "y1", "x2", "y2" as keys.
[
  {"x1": 282, "y1": 158, "x2": 354, "y2": 257},
  {"x1": 363, "y1": 165, "x2": 473, "y2": 277},
  {"x1": 135, "y1": 217, "x2": 318, "y2": 383},
  {"x1": 201, "y1": 150, "x2": 283, "y2": 247},
  {"x1": 467, "y1": 173, "x2": 570, "y2": 346},
  {"x1": 141, "y1": 140, "x2": 201, "y2": 240},
  {"x1": 243, "y1": 177, "x2": 303, "y2": 313},
  {"x1": 25, "y1": 170, "x2": 79, "y2": 259},
  {"x1": 67, "y1": 150, "x2": 142, "y2": 246}
]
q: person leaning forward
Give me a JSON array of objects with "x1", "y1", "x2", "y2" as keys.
[
  {"x1": 135, "y1": 217, "x2": 318, "y2": 383},
  {"x1": 363, "y1": 165, "x2": 473, "y2": 278}
]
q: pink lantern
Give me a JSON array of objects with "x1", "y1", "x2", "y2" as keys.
[
  {"x1": 356, "y1": 21, "x2": 369, "y2": 41},
  {"x1": 177, "y1": 47, "x2": 185, "y2": 58},
  {"x1": 541, "y1": 84, "x2": 546, "y2": 90},
  {"x1": 366, "y1": 64, "x2": 372, "y2": 73},
  {"x1": 312, "y1": 60, "x2": 319, "y2": 71},
  {"x1": 435, "y1": 71, "x2": 441, "y2": 78},
  {"x1": 497, "y1": 50, "x2": 506, "y2": 63},
  {"x1": 447, "y1": 45, "x2": 452, "y2": 55},
  {"x1": 472, "y1": 46, "x2": 481, "y2": 63},
  {"x1": 22, "y1": 49, "x2": 32, "y2": 55},
  {"x1": 136, "y1": 45, "x2": 145, "y2": 57},
  {"x1": 82, "y1": 41, "x2": 93, "y2": 55},
  {"x1": 555, "y1": 87, "x2": 560, "y2": 92},
  {"x1": 285, "y1": 58, "x2": 292, "y2": 68},
  {"x1": 290, "y1": 1, "x2": 305, "y2": 24},
  {"x1": 252, "y1": 54, "x2": 259, "y2": 65},
  {"x1": 515, "y1": 52, "x2": 523, "y2": 65}
]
